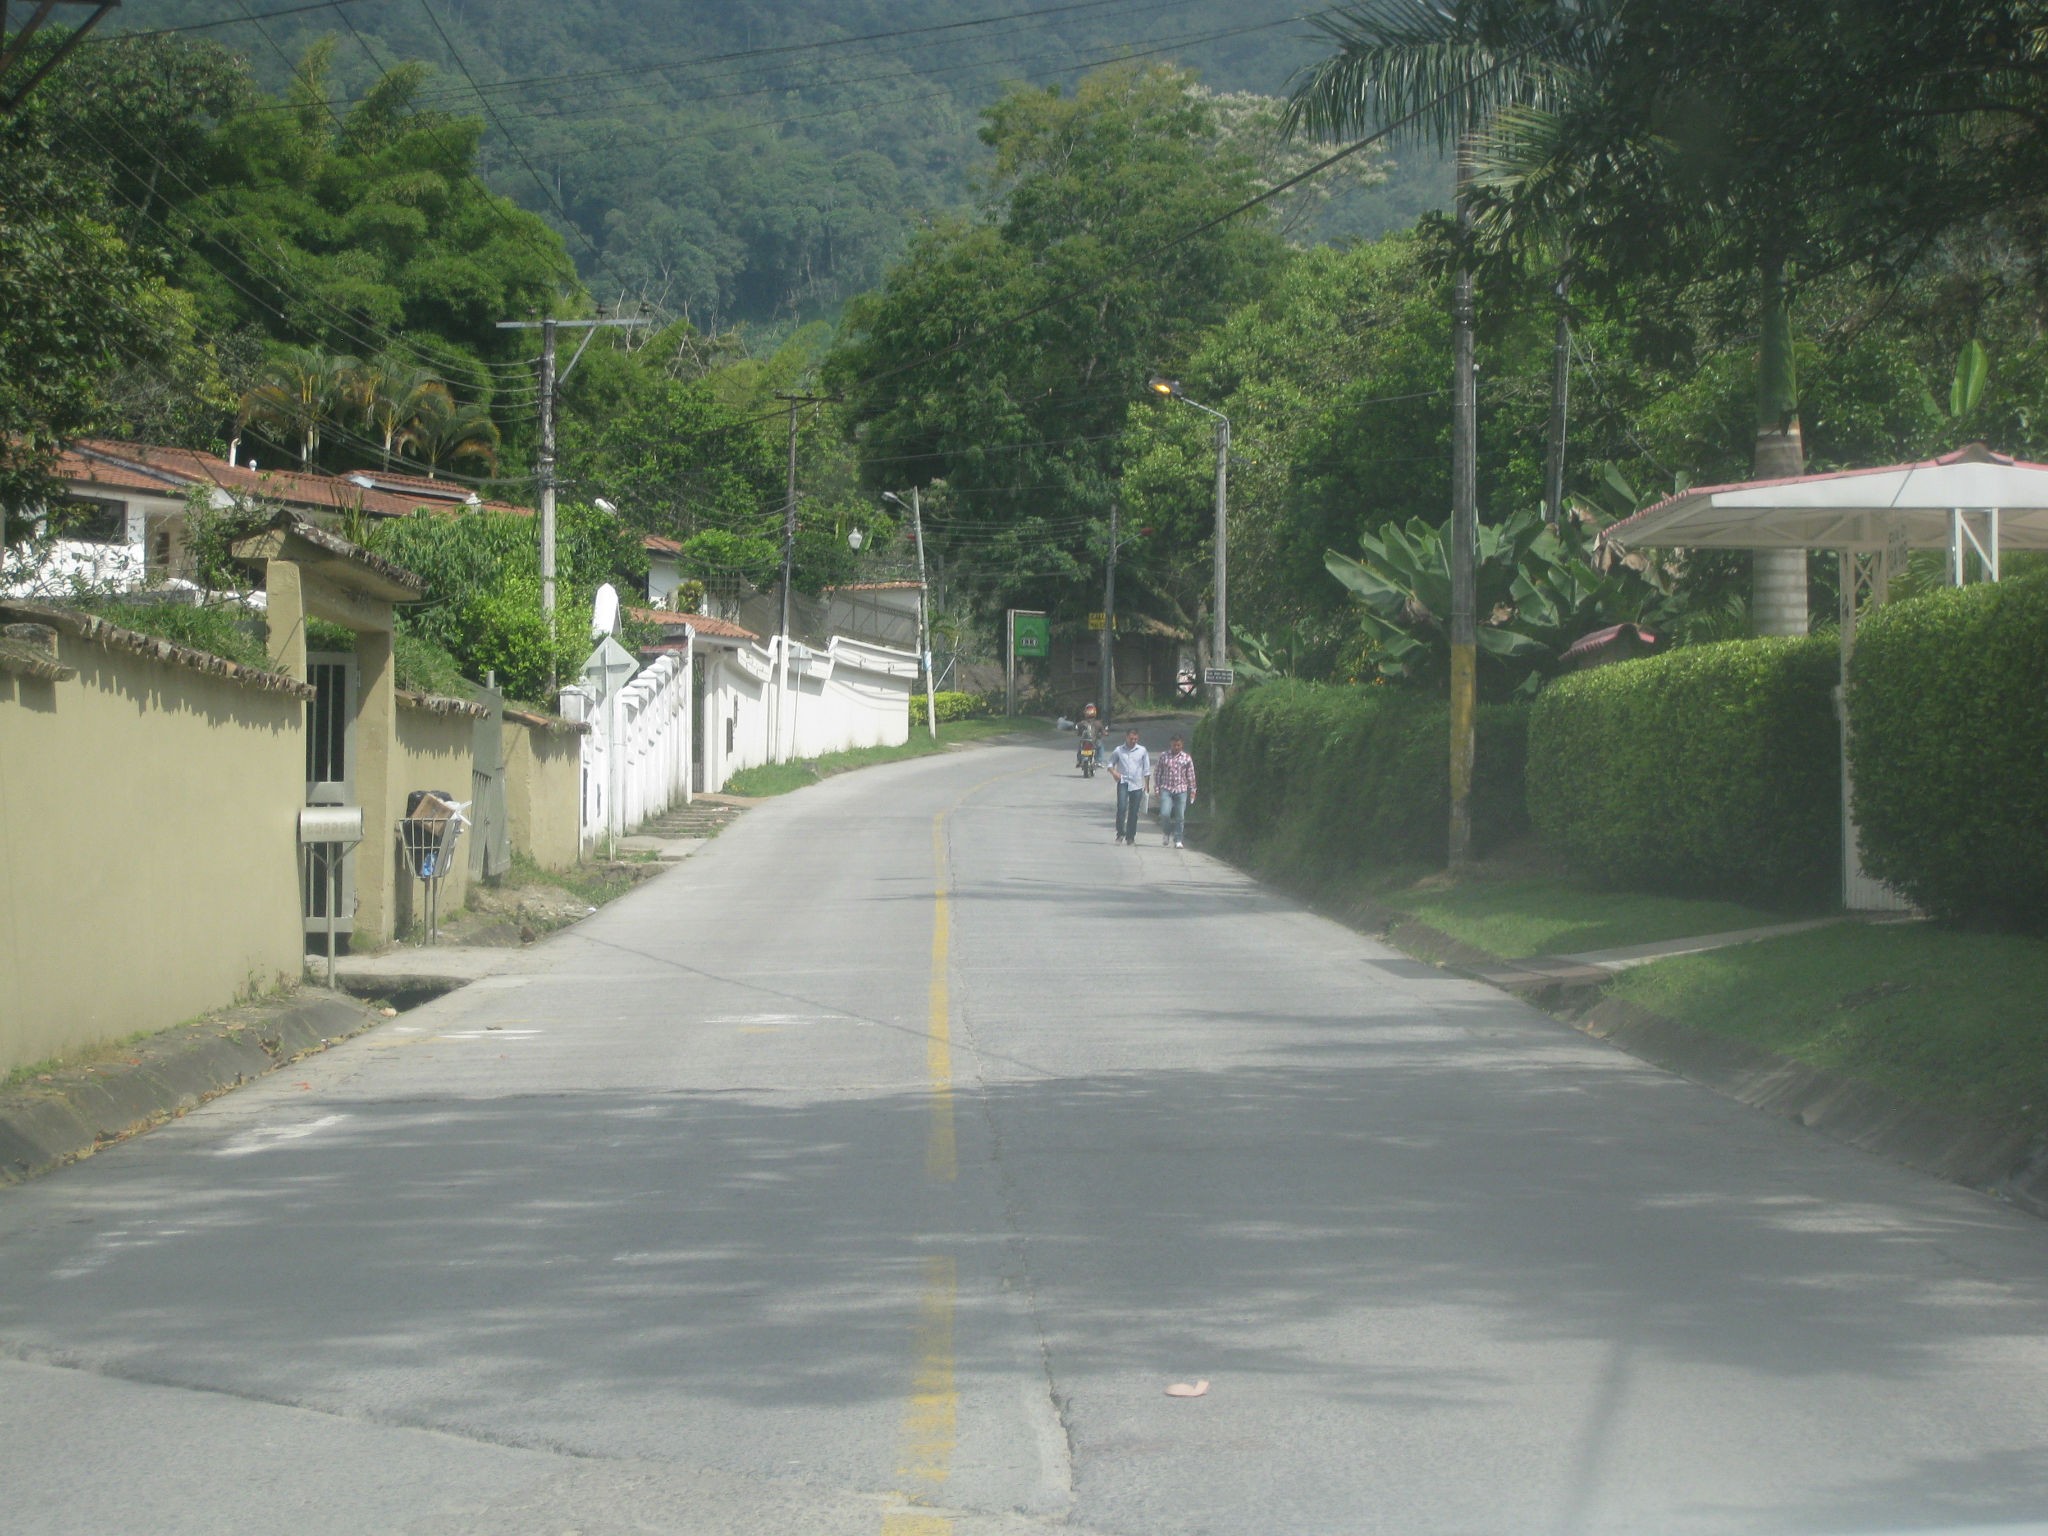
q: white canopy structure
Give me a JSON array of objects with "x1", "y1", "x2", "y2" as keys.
[
  {"x1": 1600, "y1": 444, "x2": 2048, "y2": 912},
  {"x1": 1605, "y1": 443, "x2": 2048, "y2": 572}
]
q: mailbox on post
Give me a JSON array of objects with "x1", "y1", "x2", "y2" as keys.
[{"x1": 299, "y1": 805, "x2": 365, "y2": 989}]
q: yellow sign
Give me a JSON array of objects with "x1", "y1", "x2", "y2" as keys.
[{"x1": 1088, "y1": 612, "x2": 1106, "y2": 630}]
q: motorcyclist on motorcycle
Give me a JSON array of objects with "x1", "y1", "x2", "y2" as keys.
[{"x1": 1075, "y1": 702, "x2": 1105, "y2": 768}]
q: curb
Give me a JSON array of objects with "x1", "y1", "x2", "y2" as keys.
[{"x1": 0, "y1": 990, "x2": 382, "y2": 1186}]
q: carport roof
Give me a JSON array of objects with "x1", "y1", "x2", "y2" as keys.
[{"x1": 1605, "y1": 444, "x2": 2048, "y2": 552}]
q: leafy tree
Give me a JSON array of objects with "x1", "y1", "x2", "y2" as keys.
[
  {"x1": 369, "y1": 502, "x2": 642, "y2": 702},
  {"x1": 828, "y1": 64, "x2": 1288, "y2": 621},
  {"x1": 0, "y1": 33, "x2": 232, "y2": 522}
]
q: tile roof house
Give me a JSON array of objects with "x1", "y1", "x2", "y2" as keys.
[{"x1": 2, "y1": 439, "x2": 528, "y2": 598}]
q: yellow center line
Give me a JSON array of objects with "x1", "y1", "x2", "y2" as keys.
[
  {"x1": 886, "y1": 764, "x2": 1037, "y2": 1535},
  {"x1": 926, "y1": 812, "x2": 956, "y2": 1183},
  {"x1": 884, "y1": 1253, "x2": 959, "y2": 1535}
]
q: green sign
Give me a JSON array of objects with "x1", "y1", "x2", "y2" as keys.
[{"x1": 1012, "y1": 612, "x2": 1050, "y2": 658}]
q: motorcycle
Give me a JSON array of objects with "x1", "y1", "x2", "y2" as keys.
[{"x1": 1077, "y1": 737, "x2": 1098, "y2": 778}]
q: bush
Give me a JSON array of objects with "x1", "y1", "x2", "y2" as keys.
[
  {"x1": 911, "y1": 689, "x2": 993, "y2": 726},
  {"x1": 1527, "y1": 635, "x2": 1840, "y2": 904},
  {"x1": 1848, "y1": 573, "x2": 2048, "y2": 929},
  {"x1": 1195, "y1": 680, "x2": 1528, "y2": 875},
  {"x1": 83, "y1": 600, "x2": 269, "y2": 671}
]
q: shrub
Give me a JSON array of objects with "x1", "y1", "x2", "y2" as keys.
[
  {"x1": 82, "y1": 600, "x2": 269, "y2": 671},
  {"x1": 1847, "y1": 573, "x2": 2048, "y2": 929},
  {"x1": 911, "y1": 689, "x2": 992, "y2": 726},
  {"x1": 1195, "y1": 680, "x2": 1528, "y2": 875},
  {"x1": 1527, "y1": 635, "x2": 1840, "y2": 904}
]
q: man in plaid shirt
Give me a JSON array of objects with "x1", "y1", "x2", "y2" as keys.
[{"x1": 1154, "y1": 732, "x2": 1197, "y2": 847}]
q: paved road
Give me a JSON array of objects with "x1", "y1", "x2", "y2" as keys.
[{"x1": 5, "y1": 732, "x2": 2048, "y2": 1535}]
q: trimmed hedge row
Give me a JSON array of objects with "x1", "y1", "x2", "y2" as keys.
[
  {"x1": 910, "y1": 689, "x2": 993, "y2": 726},
  {"x1": 1195, "y1": 680, "x2": 1528, "y2": 873},
  {"x1": 1527, "y1": 635, "x2": 1841, "y2": 904},
  {"x1": 1848, "y1": 573, "x2": 2048, "y2": 929}
]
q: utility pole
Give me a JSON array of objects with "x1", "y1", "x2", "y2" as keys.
[
  {"x1": 1447, "y1": 163, "x2": 1479, "y2": 868},
  {"x1": 1211, "y1": 415, "x2": 1229, "y2": 714},
  {"x1": 910, "y1": 488, "x2": 937, "y2": 742},
  {"x1": 495, "y1": 314, "x2": 649, "y2": 696},
  {"x1": 1100, "y1": 502, "x2": 1117, "y2": 719},
  {"x1": 769, "y1": 391, "x2": 837, "y2": 761}
]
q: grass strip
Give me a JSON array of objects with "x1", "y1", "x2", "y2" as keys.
[
  {"x1": 725, "y1": 717, "x2": 1029, "y2": 797},
  {"x1": 1607, "y1": 921, "x2": 2048, "y2": 1140},
  {"x1": 1382, "y1": 878, "x2": 1797, "y2": 960}
]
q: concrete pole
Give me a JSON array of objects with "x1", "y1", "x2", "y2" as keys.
[
  {"x1": 1101, "y1": 501, "x2": 1117, "y2": 719},
  {"x1": 911, "y1": 487, "x2": 937, "y2": 740},
  {"x1": 1211, "y1": 418, "x2": 1229, "y2": 714},
  {"x1": 773, "y1": 397, "x2": 799, "y2": 762},
  {"x1": 539, "y1": 319, "x2": 558, "y2": 691},
  {"x1": 1447, "y1": 160, "x2": 1479, "y2": 869}
]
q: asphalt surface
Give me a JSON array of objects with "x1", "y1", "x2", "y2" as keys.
[{"x1": 4, "y1": 730, "x2": 2048, "y2": 1535}]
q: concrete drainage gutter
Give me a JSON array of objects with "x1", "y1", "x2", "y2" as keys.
[{"x1": 0, "y1": 990, "x2": 384, "y2": 1186}]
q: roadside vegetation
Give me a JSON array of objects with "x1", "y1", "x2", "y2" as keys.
[{"x1": 725, "y1": 717, "x2": 1028, "y2": 797}]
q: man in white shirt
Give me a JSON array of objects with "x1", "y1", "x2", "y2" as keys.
[{"x1": 1107, "y1": 727, "x2": 1151, "y2": 845}]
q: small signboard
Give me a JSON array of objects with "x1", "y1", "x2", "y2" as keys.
[
  {"x1": 1203, "y1": 667, "x2": 1236, "y2": 687},
  {"x1": 581, "y1": 636, "x2": 639, "y2": 700},
  {"x1": 1013, "y1": 612, "x2": 1050, "y2": 658},
  {"x1": 1088, "y1": 612, "x2": 1106, "y2": 631}
]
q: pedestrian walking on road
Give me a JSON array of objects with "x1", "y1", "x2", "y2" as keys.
[
  {"x1": 1107, "y1": 727, "x2": 1151, "y2": 845},
  {"x1": 1155, "y1": 733, "x2": 1196, "y2": 848}
]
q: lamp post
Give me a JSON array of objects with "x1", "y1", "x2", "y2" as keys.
[
  {"x1": 882, "y1": 489, "x2": 939, "y2": 741},
  {"x1": 1149, "y1": 378, "x2": 1230, "y2": 711}
]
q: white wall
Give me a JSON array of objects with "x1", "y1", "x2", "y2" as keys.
[
  {"x1": 701, "y1": 643, "x2": 773, "y2": 793},
  {"x1": 693, "y1": 635, "x2": 916, "y2": 792},
  {"x1": 561, "y1": 645, "x2": 694, "y2": 851}
]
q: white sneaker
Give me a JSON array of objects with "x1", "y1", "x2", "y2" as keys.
[{"x1": 1175, "y1": 840, "x2": 1184, "y2": 848}]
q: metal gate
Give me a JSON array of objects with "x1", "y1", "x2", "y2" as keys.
[
  {"x1": 470, "y1": 681, "x2": 510, "y2": 881},
  {"x1": 303, "y1": 651, "x2": 358, "y2": 937}
]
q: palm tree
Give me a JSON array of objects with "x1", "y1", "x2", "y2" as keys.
[
  {"x1": 239, "y1": 346, "x2": 359, "y2": 468},
  {"x1": 1285, "y1": 0, "x2": 1596, "y2": 865},
  {"x1": 405, "y1": 390, "x2": 500, "y2": 479},
  {"x1": 350, "y1": 356, "x2": 453, "y2": 471}
]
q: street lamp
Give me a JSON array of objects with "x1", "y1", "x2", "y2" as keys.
[
  {"x1": 1147, "y1": 376, "x2": 1231, "y2": 711},
  {"x1": 593, "y1": 496, "x2": 618, "y2": 516},
  {"x1": 881, "y1": 489, "x2": 939, "y2": 741}
]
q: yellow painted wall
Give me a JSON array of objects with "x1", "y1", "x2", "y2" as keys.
[
  {"x1": 0, "y1": 627, "x2": 307, "y2": 1077},
  {"x1": 502, "y1": 717, "x2": 583, "y2": 871},
  {"x1": 390, "y1": 701, "x2": 476, "y2": 930}
]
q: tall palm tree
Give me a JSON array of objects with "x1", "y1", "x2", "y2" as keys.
[
  {"x1": 350, "y1": 356, "x2": 454, "y2": 471},
  {"x1": 1286, "y1": 0, "x2": 1595, "y2": 865},
  {"x1": 405, "y1": 390, "x2": 500, "y2": 479},
  {"x1": 239, "y1": 346, "x2": 360, "y2": 468}
]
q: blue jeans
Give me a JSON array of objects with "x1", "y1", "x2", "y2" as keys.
[
  {"x1": 1158, "y1": 789, "x2": 1189, "y2": 843},
  {"x1": 1115, "y1": 781, "x2": 1146, "y2": 840}
]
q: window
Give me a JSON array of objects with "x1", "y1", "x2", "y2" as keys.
[{"x1": 53, "y1": 497, "x2": 128, "y2": 544}]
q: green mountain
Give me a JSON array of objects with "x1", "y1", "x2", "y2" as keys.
[{"x1": 113, "y1": 0, "x2": 1449, "y2": 330}]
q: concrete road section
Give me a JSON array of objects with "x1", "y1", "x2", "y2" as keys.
[{"x1": 4, "y1": 731, "x2": 2048, "y2": 1535}]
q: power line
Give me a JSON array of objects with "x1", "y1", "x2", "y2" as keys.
[{"x1": 105, "y1": 0, "x2": 364, "y2": 42}]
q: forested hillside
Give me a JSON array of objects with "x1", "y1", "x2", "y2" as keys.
[{"x1": 113, "y1": 0, "x2": 1450, "y2": 329}]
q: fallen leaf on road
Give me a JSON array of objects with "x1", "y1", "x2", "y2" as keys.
[
  {"x1": 379, "y1": 1006, "x2": 399, "y2": 1017},
  {"x1": 293, "y1": 1082, "x2": 311, "y2": 1090},
  {"x1": 1165, "y1": 1380, "x2": 1210, "y2": 1398}
]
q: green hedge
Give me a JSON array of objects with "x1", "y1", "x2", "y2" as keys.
[
  {"x1": 1847, "y1": 574, "x2": 2048, "y2": 929},
  {"x1": 1195, "y1": 680, "x2": 1528, "y2": 874},
  {"x1": 910, "y1": 689, "x2": 994, "y2": 726},
  {"x1": 1527, "y1": 635, "x2": 1840, "y2": 904}
]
